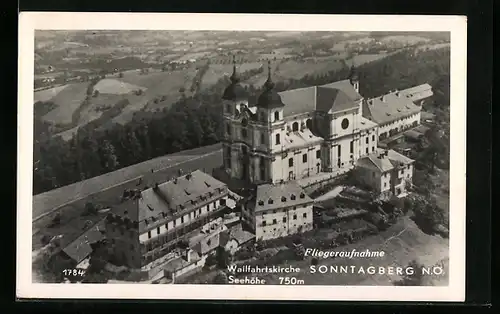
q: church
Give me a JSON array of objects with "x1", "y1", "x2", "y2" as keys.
[
  {"x1": 221, "y1": 57, "x2": 430, "y2": 241},
  {"x1": 222, "y1": 58, "x2": 381, "y2": 185}
]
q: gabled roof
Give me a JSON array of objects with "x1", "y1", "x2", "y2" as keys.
[
  {"x1": 110, "y1": 170, "x2": 227, "y2": 232},
  {"x1": 277, "y1": 79, "x2": 362, "y2": 118},
  {"x1": 62, "y1": 220, "x2": 105, "y2": 264},
  {"x1": 398, "y1": 83, "x2": 433, "y2": 102},
  {"x1": 253, "y1": 182, "x2": 313, "y2": 213},
  {"x1": 363, "y1": 92, "x2": 421, "y2": 125},
  {"x1": 356, "y1": 149, "x2": 414, "y2": 173}
]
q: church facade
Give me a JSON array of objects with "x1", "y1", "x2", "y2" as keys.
[{"x1": 221, "y1": 59, "x2": 379, "y2": 185}]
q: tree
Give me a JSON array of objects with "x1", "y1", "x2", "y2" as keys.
[
  {"x1": 98, "y1": 139, "x2": 119, "y2": 171},
  {"x1": 212, "y1": 270, "x2": 228, "y2": 284},
  {"x1": 216, "y1": 247, "x2": 230, "y2": 269}
]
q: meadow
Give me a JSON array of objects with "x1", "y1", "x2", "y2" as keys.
[
  {"x1": 41, "y1": 82, "x2": 89, "y2": 125},
  {"x1": 200, "y1": 62, "x2": 263, "y2": 90},
  {"x1": 34, "y1": 85, "x2": 69, "y2": 103}
]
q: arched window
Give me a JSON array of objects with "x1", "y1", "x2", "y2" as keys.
[
  {"x1": 306, "y1": 119, "x2": 312, "y2": 130},
  {"x1": 275, "y1": 133, "x2": 280, "y2": 145},
  {"x1": 260, "y1": 111, "x2": 266, "y2": 122},
  {"x1": 292, "y1": 122, "x2": 299, "y2": 132},
  {"x1": 226, "y1": 104, "x2": 231, "y2": 113},
  {"x1": 241, "y1": 128, "x2": 247, "y2": 138},
  {"x1": 274, "y1": 111, "x2": 280, "y2": 121}
]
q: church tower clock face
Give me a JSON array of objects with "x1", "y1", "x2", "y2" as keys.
[{"x1": 341, "y1": 118, "x2": 349, "y2": 129}]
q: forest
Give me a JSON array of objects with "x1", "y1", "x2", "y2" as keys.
[{"x1": 33, "y1": 47, "x2": 450, "y2": 195}]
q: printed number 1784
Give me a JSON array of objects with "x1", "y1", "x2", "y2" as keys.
[{"x1": 62, "y1": 269, "x2": 85, "y2": 277}]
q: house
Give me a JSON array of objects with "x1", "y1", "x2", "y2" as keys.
[
  {"x1": 241, "y1": 181, "x2": 314, "y2": 241},
  {"x1": 105, "y1": 170, "x2": 231, "y2": 275},
  {"x1": 219, "y1": 224, "x2": 255, "y2": 255},
  {"x1": 60, "y1": 220, "x2": 106, "y2": 270},
  {"x1": 355, "y1": 149, "x2": 415, "y2": 199}
]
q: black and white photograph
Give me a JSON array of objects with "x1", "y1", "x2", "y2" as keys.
[{"x1": 17, "y1": 13, "x2": 466, "y2": 301}]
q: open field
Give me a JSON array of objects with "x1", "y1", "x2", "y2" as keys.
[
  {"x1": 200, "y1": 62, "x2": 264, "y2": 90},
  {"x1": 380, "y1": 35, "x2": 431, "y2": 45},
  {"x1": 415, "y1": 43, "x2": 450, "y2": 53},
  {"x1": 94, "y1": 78, "x2": 146, "y2": 94},
  {"x1": 346, "y1": 53, "x2": 390, "y2": 66},
  {"x1": 244, "y1": 59, "x2": 345, "y2": 86},
  {"x1": 41, "y1": 82, "x2": 89, "y2": 125},
  {"x1": 257, "y1": 216, "x2": 449, "y2": 285},
  {"x1": 110, "y1": 69, "x2": 197, "y2": 122},
  {"x1": 33, "y1": 143, "x2": 223, "y2": 223},
  {"x1": 34, "y1": 85, "x2": 69, "y2": 102}
]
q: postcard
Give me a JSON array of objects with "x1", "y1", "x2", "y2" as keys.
[{"x1": 18, "y1": 12, "x2": 466, "y2": 301}]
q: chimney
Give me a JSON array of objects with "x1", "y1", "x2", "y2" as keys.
[{"x1": 153, "y1": 182, "x2": 159, "y2": 190}]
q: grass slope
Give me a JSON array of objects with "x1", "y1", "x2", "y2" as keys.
[
  {"x1": 34, "y1": 85, "x2": 69, "y2": 103},
  {"x1": 259, "y1": 216, "x2": 449, "y2": 286},
  {"x1": 42, "y1": 82, "x2": 89, "y2": 125}
]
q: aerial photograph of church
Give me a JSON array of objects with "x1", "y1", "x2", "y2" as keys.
[{"x1": 32, "y1": 30, "x2": 450, "y2": 286}]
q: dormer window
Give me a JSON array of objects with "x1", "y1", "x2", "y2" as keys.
[
  {"x1": 268, "y1": 198, "x2": 274, "y2": 204},
  {"x1": 290, "y1": 194, "x2": 296, "y2": 200},
  {"x1": 281, "y1": 196, "x2": 287, "y2": 202},
  {"x1": 292, "y1": 122, "x2": 299, "y2": 132},
  {"x1": 300, "y1": 193, "x2": 305, "y2": 199},
  {"x1": 258, "y1": 200, "x2": 264, "y2": 206}
]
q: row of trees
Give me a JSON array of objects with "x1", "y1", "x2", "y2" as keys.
[{"x1": 33, "y1": 47, "x2": 450, "y2": 194}]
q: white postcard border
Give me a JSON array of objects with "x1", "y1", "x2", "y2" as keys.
[{"x1": 17, "y1": 13, "x2": 467, "y2": 301}]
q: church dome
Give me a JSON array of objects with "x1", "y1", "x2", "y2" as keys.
[
  {"x1": 222, "y1": 56, "x2": 248, "y2": 101},
  {"x1": 257, "y1": 61, "x2": 284, "y2": 109}
]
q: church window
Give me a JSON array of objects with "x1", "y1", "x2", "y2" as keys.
[
  {"x1": 316, "y1": 150, "x2": 321, "y2": 159},
  {"x1": 341, "y1": 118, "x2": 349, "y2": 129},
  {"x1": 306, "y1": 119, "x2": 312, "y2": 130},
  {"x1": 350, "y1": 141, "x2": 354, "y2": 153},
  {"x1": 260, "y1": 111, "x2": 266, "y2": 122},
  {"x1": 292, "y1": 122, "x2": 299, "y2": 132},
  {"x1": 289, "y1": 158, "x2": 294, "y2": 167},
  {"x1": 241, "y1": 128, "x2": 247, "y2": 138},
  {"x1": 274, "y1": 111, "x2": 280, "y2": 121},
  {"x1": 261, "y1": 133, "x2": 265, "y2": 144},
  {"x1": 241, "y1": 118, "x2": 248, "y2": 127},
  {"x1": 226, "y1": 104, "x2": 231, "y2": 113},
  {"x1": 302, "y1": 154, "x2": 307, "y2": 163},
  {"x1": 226, "y1": 124, "x2": 231, "y2": 135},
  {"x1": 275, "y1": 134, "x2": 280, "y2": 145}
]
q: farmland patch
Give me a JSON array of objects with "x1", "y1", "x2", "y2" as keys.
[
  {"x1": 42, "y1": 82, "x2": 89, "y2": 125},
  {"x1": 200, "y1": 62, "x2": 264, "y2": 90},
  {"x1": 94, "y1": 79, "x2": 146, "y2": 95},
  {"x1": 34, "y1": 85, "x2": 69, "y2": 103}
]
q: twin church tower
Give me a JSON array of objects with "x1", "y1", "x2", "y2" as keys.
[{"x1": 221, "y1": 56, "x2": 380, "y2": 186}]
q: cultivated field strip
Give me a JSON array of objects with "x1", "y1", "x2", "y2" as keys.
[{"x1": 32, "y1": 143, "x2": 222, "y2": 220}]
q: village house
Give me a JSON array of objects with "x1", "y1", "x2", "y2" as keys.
[
  {"x1": 241, "y1": 181, "x2": 314, "y2": 241},
  {"x1": 354, "y1": 148, "x2": 415, "y2": 199}
]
